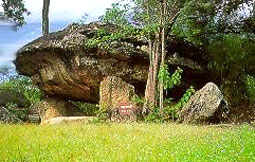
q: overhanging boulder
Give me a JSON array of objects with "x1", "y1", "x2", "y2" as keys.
[{"x1": 15, "y1": 22, "x2": 208, "y2": 103}]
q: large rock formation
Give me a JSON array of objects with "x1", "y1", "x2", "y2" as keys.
[
  {"x1": 16, "y1": 22, "x2": 149, "y2": 103},
  {"x1": 15, "y1": 22, "x2": 208, "y2": 103},
  {"x1": 177, "y1": 83, "x2": 229, "y2": 125}
]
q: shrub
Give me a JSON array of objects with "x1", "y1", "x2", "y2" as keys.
[
  {"x1": 244, "y1": 75, "x2": 255, "y2": 103},
  {"x1": 5, "y1": 102, "x2": 28, "y2": 122},
  {"x1": 145, "y1": 107, "x2": 164, "y2": 123},
  {"x1": 71, "y1": 101, "x2": 99, "y2": 116},
  {"x1": 131, "y1": 96, "x2": 145, "y2": 107},
  {"x1": 208, "y1": 34, "x2": 255, "y2": 106},
  {"x1": 164, "y1": 86, "x2": 195, "y2": 120},
  {"x1": 0, "y1": 75, "x2": 42, "y2": 107},
  {"x1": 157, "y1": 65, "x2": 195, "y2": 121}
]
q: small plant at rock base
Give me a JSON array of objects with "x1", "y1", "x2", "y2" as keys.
[
  {"x1": 88, "y1": 117, "x2": 105, "y2": 124},
  {"x1": 131, "y1": 96, "x2": 145, "y2": 107},
  {"x1": 164, "y1": 86, "x2": 196, "y2": 120},
  {"x1": 157, "y1": 64, "x2": 195, "y2": 121},
  {"x1": 96, "y1": 109, "x2": 109, "y2": 122},
  {"x1": 71, "y1": 101, "x2": 99, "y2": 116},
  {"x1": 5, "y1": 102, "x2": 18, "y2": 109},
  {"x1": 145, "y1": 107, "x2": 164, "y2": 123}
]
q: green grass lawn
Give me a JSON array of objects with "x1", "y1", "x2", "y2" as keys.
[{"x1": 0, "y1": 123, "x2": 255, "y2": 162}]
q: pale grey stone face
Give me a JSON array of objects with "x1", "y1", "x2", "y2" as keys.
[{"x1": 178, "y1": 82, "x2": 228, "y2": 125}]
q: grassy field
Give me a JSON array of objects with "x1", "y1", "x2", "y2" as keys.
[{"x1": 0, "y1": 123, "x2": 255, "y2": 162}]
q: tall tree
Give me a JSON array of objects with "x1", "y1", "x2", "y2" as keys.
[
  {"x1": 42, "y1": 0, "x2": 50, "y2": 35},
  {"x1": 142, "y1": 0, "x2": 160, "y2": 112},
  {"x1": 158, "y1": 0, "x2": 188, "y2": 115},
  {"x1": 138, "y1": 0, "x2": 189, "y2": 114}
]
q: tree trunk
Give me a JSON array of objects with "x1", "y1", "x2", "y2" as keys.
[
  {"x1": 159, "y1": 27, "x2": 166, "y2": 116},
  {"x1": 42, "y1": 0, "x2": 50, "y2": 35},
  {"x1": 159, "y1": 0, "x2": 167, "y2": 116},
  {"x1": 143, "y1": 39, "x2": 160, "y2": 112},
  {"x1": 143, "y1": 0, "x2": 160, "y2": 113}
]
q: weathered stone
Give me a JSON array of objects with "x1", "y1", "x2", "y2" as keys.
[
  {"x1": 15, "y1": 22, "x2": 208, "y2": 103},
  {"x1": 99, "y1": 76, "x2": 137, "y2": 110},
  {"x1": 33, "y1": 98, "x2": 84, "y2": 122},
  {"x1": 15, "y1": 22, "x2": 149, "y2": 103},
  {"x1": 41, "y1": 116, "x2": 95, "y2": 125},
  {"x1": 177, "y1": 82, "x2": 228, "y2": 125}
]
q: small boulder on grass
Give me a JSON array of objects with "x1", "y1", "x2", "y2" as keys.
[
  {"x1": 177, "y1": 82, "x2": 228, "y2": 125},
  {"x1": 33, "y1": 98, "x2": 84, "y2": 123},
  {"x1": 41, "y1": 116, "x2": 95, "y2": 125}
]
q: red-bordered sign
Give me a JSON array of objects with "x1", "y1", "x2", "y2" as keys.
[{"x1": 118, "y1": 102, "x2": 135, "y2": 115}]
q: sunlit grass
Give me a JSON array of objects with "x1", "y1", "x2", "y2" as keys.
[{"x1": 0, "y1": 123, "x2": 254, "y2": 162}]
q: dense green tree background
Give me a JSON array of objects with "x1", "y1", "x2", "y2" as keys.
[
  {"x1": 94, "y1": 0, "x2": 255, "y2": 110},
  {"x1": 1, "y1": 0, "x2": 30, "y2": 26}
]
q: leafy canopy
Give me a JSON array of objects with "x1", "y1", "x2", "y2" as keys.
[{"x1": 1, "y1": 0, "x2": 30, "y2": 26}]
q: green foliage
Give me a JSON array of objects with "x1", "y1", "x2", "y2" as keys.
[
  {"x1": 1, "y1": 0, "x2": 30, "y2": 26},
  {"x1": 99, "y1": 3, "x2": 129, "y2": 26},
  {"x1": 88, "y1": 117, "x2": 105, "y2": 124},
  {"x1": 86, "y1": 1, "x2": 160, "y2": 51},
  {"x1": 5, "y1": 102, "x2": 28, "y2": 121},
  {"x1": 139, "y1": 23, "x2": 158, "y2": 39},
  {"x1": 171, "y1": 0, "x2": 255, "y2": 102},
  {"x1": 158, "y1": 65, "x2": 195, "y2": 120},
  {"x1": 84, "y1": 3, "x2": 140, "y2": 51},
  {"x1": 131, "y1": 96, "x2": 145, "y2": 107},
  {"x1": 5, "y1": 102, "x2": 18, "y2": 109},
  {"x1": 208, "y1": 34, "x2": 255, "y2": 105},
  {"x1": 172, "y1": 0, "x2": 254, "y2": 45},
  {"x1": 85, "y1": 27, "x2": 137, "y2": 51},
  {"x1": 165, "y1": 86, "x2": 195, "y2": 119},
  {"x1": 158, "y1": 64, "x2": 183, "y2": 90},
  {"x1": 172, "y1": 0, "x2": 216, "y2": 45},
  {"x1": 71, "y1": 101, "x2": 99, "y2": 116},
  {"x1": 0, "y1": 75, "x2": 42, "y2": 107},
  {"x1": 145, "y1": 107, "x2": 164, "y2": 123},
  {"x1": 244, "y1": 75, "x2": 255, "y2": 103},
  {"x1": 95, "y1": 109, "x2": 109, "y2": 122}
]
